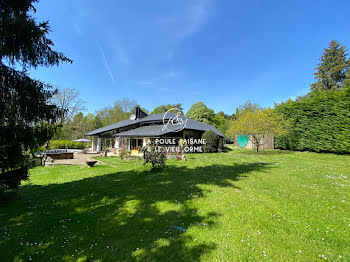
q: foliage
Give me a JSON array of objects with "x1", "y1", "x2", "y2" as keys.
[
  {"x1": 311, "y1": 40, "x2": 350, "y2": 90},
  {"x1": 275, "y1": 87, "x2": 350, "y2": 153},
  {"x1": 211, "y1": 112, "x2": 232, "y2": 136},
  {"x1": 51, "y1": 87, "x2": 86, "y2": 123},
  {"x1": 142, "y1": 141, "x2": 166, "y2": 168},
  {"x1": 150, "y1": 104, "x2": 183, "y2": 115},
  {"x1": 202, "y1": 130, "x2": 220, "y2": 152},
  {"x1": 49, "y1": 140, "x2": 86, "y2": 150},
  {"x1": 186, "y1": 102, "x2": 214, "y2": 124},
  {"x1": 95, "y1": 98, "x2": 137, "y2": 126},
  {"x1": 119, "y1": 149, "x2": 131, "y2": 160},
  {"x1": 54, "y1": 112, "x2": 103, "y2": 140},
  {"x1": 0, "y1": 0, "x2": 71, "y2": 191},
  {"x1": 228, "y1": 107, "x2": 287, "y2": 152},
  {"x1": 235, "y1": 101, "x2": 261, "y2": 119}
]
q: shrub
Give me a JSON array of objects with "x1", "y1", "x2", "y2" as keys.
[
  {"x1": 142, "y1": 142, "x2": 166, "y2": 168},
  {"x1": 202, "y1": 130, "x2": 220, "y2": 152},
  {"x1": 49, "y1": 140, "x2": 85, "y2": 150},
  {"x1": 119, "y1": 149, "x2": 130, "y2": 160},
  {"x1": 0, "y1": 167, "x2": 28, "y2": 195}
]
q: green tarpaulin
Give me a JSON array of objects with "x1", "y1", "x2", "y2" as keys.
[{"x1": 237, "y1": 135, "x2": 249, "y2": 148}]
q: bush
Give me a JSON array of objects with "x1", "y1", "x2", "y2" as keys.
[
  {"x1": 49, "y1": 140, "x2": 85, "y2": 150},
  {"x1": 0, "y1": 167, "x2": 28, "y2": 195},
  {"x1": 275, "y1": 88, "x2": 350, "y2": 154},
  {"x1": 142, "y1": 142, "x2": 166, "y2": 168},
  {"x1": 202, "y1": 130, "x2": 220, "y2": 153},
  {"x1": 119, "y1": 149, "x2": 130, "y2": 160}
]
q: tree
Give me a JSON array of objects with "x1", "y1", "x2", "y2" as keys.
[
  {"x1": 96, "y1": 98, "x2": 137, "y2": 126},
  {"x1": 70, "y1": 113, "x2": 102, "y2": 139},
  {"x1": 51, "y1": 87, "x2": 86, "y2": 123},
  {"x1": 311, "y1": 40, "x2": 350, "y2": 90},
  {"x1": 235, "y1": 101, "x2": 261, "y2": 119},
  {"x1": 211, "y1": 111, "x2": 235, "y2": 136},
  {"x1": 150, "y1": 104, "x2": 183, "y2": 115},
  {"x1": 53, "y1": 112, "x2": 103, "y2": 140},
  {"x1": 0, "y1": 0, "x2": 71, "y2": 192},
  {"x1": 186, "y1": 102, "x2": 214, "y2": 124},
  {"x1": 212, "y1": 114, "x2": 228, "y2": 136},
  {"x1": 114, "y1": 98, "x2": 138, "y2": 115},
  {"x1": 227, "y1": 108, "x2": 287, "y2": 153}
]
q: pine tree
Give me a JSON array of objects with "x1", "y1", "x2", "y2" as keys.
[
  {"x1": 311, "y1": 40, "x2": 350, "y2": 90},
  {"x1": 0, "y1": 0, "x2": 71, "y2": 192}
]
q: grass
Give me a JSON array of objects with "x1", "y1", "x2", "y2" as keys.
[{"x1": 0, "y1": 147, "x2": 349, "y2": 261}]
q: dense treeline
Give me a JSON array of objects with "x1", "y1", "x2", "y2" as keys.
[
  {"x1": 275, "y1": 87, "x2": 350, "y2": 153},
  {"x1": 275, "y1": 40, "x2": 350, "y2": 154},
  {"x1": 55, "y1": 98, "x2": 235, "y2": 140}
]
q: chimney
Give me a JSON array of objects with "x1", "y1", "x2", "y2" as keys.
[
  {"x1": 134, "y1": 105, "x2": 140, "y2": 119},
  {"x1": 134, "y1": 105, "x2": 148, "y2": 120}
]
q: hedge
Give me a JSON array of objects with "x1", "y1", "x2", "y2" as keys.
[
  {"x1": 49, "y1": 140, "x2": 86, "y2": 150},
  {"x1": 275, "y1": 87, "x2": 350, "y2": 154}
]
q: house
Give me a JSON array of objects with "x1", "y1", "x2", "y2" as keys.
[{"x1": 86, "y1": 106, "x2": 224, "y2": 154}]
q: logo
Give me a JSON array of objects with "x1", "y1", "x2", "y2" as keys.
[{"x1": 162, "y1": 108, "x2": 188, "y2": 132}]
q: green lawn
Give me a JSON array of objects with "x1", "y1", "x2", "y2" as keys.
[{"x1": 1, "y1": 147, "x2": 349, "y2": 261}]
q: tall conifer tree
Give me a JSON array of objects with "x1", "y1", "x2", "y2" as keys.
[
  {"x1": 311, "y1": 40, "x2": 350, "y2": 90},
  {"x1": 0, "y1": 0, "x2": 71, "y2": 191}
]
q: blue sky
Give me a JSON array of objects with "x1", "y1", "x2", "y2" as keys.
[{"x1": 30, "y1": 0, "x2": 350, "y2": 115}]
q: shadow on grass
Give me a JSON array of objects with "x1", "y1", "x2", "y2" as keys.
[{"x1": 0, "y1": 162, "x2": 271, "y2": 261}]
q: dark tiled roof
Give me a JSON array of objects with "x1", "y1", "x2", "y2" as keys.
[
  {"x1": 86, "y1": 113, "x2": 224, "y2": 137},
  {"x1": 112, "y1": 125, "x2": 171, "y2": 137}
]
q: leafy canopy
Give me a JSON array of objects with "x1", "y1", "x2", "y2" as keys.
[
  {"x1": 228, "y1": 107, "x2": 287, "y2": 152},
  {"x1": 150, "y1": 104, "x2": 183, "y2": 115},
  {"x1": 186, "y1": 102, "x2": 214, "y2": 124}
]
